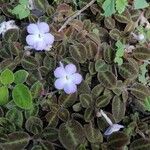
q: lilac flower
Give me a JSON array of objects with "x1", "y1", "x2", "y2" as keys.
[
  {"x1": 104, "y1": 124, "x2": 124, "y2": 136},
  {"x1": 26, "y1": 22, "x2": 54, "y2": 51},
  {"x1": 0, "y1": 20, "x2": 18, "y2": 36},
  {"x1": 97, "y1": 110, "x2": 124, "y2": 136},
  {"x1": 54, "y1": 63, "x2": 82, "y2": 94}
]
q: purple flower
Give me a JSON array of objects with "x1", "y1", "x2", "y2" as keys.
[
  {"x1": 54, "y1": 63, "x2": 83, "y2": 94},
  {"x1": 26, "y1": 22, "x2": 54, "y2": 51}
]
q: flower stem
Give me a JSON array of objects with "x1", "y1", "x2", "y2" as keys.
[{"x1": 58, "y1": 0, "x2": 96, "y2": 32}]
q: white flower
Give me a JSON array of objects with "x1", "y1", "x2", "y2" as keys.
[
  {"x1": 0, "y1": 20, "x2": 18, "y2": 36},
  {"x1": 98, "y1": 110, "x2": 124, "y2": 136},
  {"x1": 104, "y1": 124, "x2": 124, "y2": 136},
  {"x1": 54, "y1": 62, "x2": 83, "y2": 94}
]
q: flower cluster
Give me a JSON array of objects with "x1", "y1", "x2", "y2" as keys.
[
  {"x1": 54, "y1": 63, "x2": 83, "y2": 94},
  {"x1": 26, "y1": 22, "x2": 54, "y2": 51}
]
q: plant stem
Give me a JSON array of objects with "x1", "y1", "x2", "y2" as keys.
[{"x1": 58, "y1": 0, "x2": 96, "y2": 32}]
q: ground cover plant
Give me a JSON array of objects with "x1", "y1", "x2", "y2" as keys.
[{"x1": 0, "y1": 0, "x2": 150, "y2": 149}]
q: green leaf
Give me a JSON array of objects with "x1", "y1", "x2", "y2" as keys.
[
  {"x1": 0, "y1": 69, "x2": 14, "y2": 85},
  {"x1": 133, "y1": 47, "x2": 150, "y2": 60},
  {"x1": 12, "y1": 84, "x2": 33, "y2": 110},
  {"x1": 144, "y1": 96, "x2": 150, "y2": 111},
  {"x1": 114, "y1": 40, "x2": 125, "y2": 66},
  {"x1": 130, "y1": 138, "x2": 150, "y2": 150},
  {"x1": 0, "y1": 86, "x2": 9, "y2": 105},
  {"x1": 134, "y1": 0, "x2": 149, "y2": 9},
  {"x1": 102, "y1": 0, "x2": 116, "y2": 16},
  {"x1": 59, "y1": 120, "x2": 85, "y2": 149},
  {"x1": 108, "y1": 132, "x2": 129, "y2": 148},
  {"x1": 112, "y1": 96, "x2": 125, "y2": 122},
  {"x1": 0, "y1": 132, "x2": 30, "y2": 150},
  {"x1": 11, "y1": 4, "x2": 30, "y2": 19},
  {"x1": 130, "y1": 83, "x2": 150, "y2": 100},
  {"x1": 30, "y1": 81, "x2": 43, "y2": 98},
  {"x1": 19, "y1": 0, "x2": 28, "y2": 5},
  {"x1": 14, "y1": 70, "x2": 29, "y2": 84},
  {"x1": 116, "y1": 0, "x2": 128, "y2": 14},
  {"x1": 97, "y1": 71, "x2": 117, "y2": 89},
  {"x1": 6, "y1": 108, "x2": 23, "y2": 128},
  {"x1": 25, "y1": 116, "x2": 43, "y2": 135},
  {"x1": 84, "y1": 123, "x2": 103, "y2": 143},
  {"x1": 138, "y1": 63, "x2": 148, "y2": 85}
]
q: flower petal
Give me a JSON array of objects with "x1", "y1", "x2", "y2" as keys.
[
  {"x1": 64, "y1": 83, "x2": 77, "y2": 94},
  {"x1": 54, "y1": 78, "x2": 66, "y2": 90},
  {"x1": 104, "y1": 126, "x2": 114, "y2": 136},
  {"x1": 43, "y1": 33, "x2": 54, "y2": 45},
  {"x1": 65, "y1": 64, "x2": 77, "y2": 75},
  {"x1": 70, "y1": 73, "x2": 82, "y2": 84},
  {"x1": 104, "y1": 124, "x2": 124, "y2": 136},
  {"x1": 33, "y1": 41, "x2": 46, "y2": 51},
  {"x1": 27, "y1": 23, "x2": 39, "y2": 34},
  {"x1": 26, "y1": 35, "x2": 37, "y2": 46},
  {"x1": 37, "y1": 22, "x2": 49, "y2": 33},
  {"x1": 54, "y1": 66, "x2": 66, "y2": 78}
]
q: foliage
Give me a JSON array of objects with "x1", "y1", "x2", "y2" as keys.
[
  {"x1": 114, "y1": 40, "x2": 125, "y2": 66},
  {"x1": 134, "y1": 0, "x2": 149, "y2": 9},
  {"x1": 0, "y1": 0, "x2": 150, "y2": 149},
  {"x1": 138, "y1": 62, "x2": 149, "y2": 85},
  {"x1": 10, "y1": 0, "x2": 30, "y2": 19}
]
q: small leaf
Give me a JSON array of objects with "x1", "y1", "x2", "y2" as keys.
[
  {"x1": 0, "y1": 86, "x2": 9, "y2": 105},
  {"x1": 58, "y1": 108, "x2": 70, "y2": 122},
  {"x1": 118, "y1": 63, "x2": 138, "y2": 79},
  {"x1": 0, "y1": 69, "x2": 14, "y2": 85},
  {"x1": 46, "y1": 111, "x2": 59, "y2": 127},
  {"x1": 11, "y1": 4, "x2": 30, "y2": 19},
  {"x1": 104, "y1": 17, "x2": 115, "y2": 29},
  {"x1": 96, "y1": 93, "x2": 112, "y2": 108},
  {"x1": 103, "y1": 46, "x2": 115, "y2": 64},
  {"x1": 97, "y1": 71, "x2": 117, "y2": 89},
  {"x1": 33, "y1": 0, "x2": 48, "y2": 12},
  {"x1": 95, "y1": 59, "x2": 109, "y2": 72},
  {"x1": 109, "y1": 29, "x2": 121, "y2": 40},
  {"x1": 130, "y1": 83, "x2": 150, "y2": 100},
  {"x1": 107, "y1": 132, "x2": 129, "y2": 148},
  {"x1": 42, "y1": 127, "x2": 58, "y2": 142},
  {"x1": 0, "y1": 132, "x2": 30, "y2": 150},
  {"x1": 21, "y1": 56, "x2": 39, "y2": 70},
  {"x1": 102, "y1": 0, "x2": 116, "y2": 16},
  {"x1": 12, "y1": 84, "x2": 33, "y2": 110},
  {"x1": 116, "y1": 0, "x2": 128, "y2": 14},
  {"x1": 84, "y1": 108, "x2": 94, "y2": 122},
  {"x1": 69, "y1": 43, "x2": 87, "y2": 63},
  {"x1": 144, "y1": 96, "x2": 150, "y2": 111},
  {"x1": 91, "y1": 84, "x2": 104, "y2": 99},
  {"x1": 59, "y1": 120, "x2": 85, "y2": 149},
  {"x1": 84, "y1": 123, "x2": 103, "y2": 143},
  {"x1": 112, "y1": 96, "x2": 126, "y2": 123},
  {"x1": 130, "y1": 138, "x2": 150, "y2": 150},
  {"x1": 133, "y1": 47, "x2": 150, "y2": 60},
  {"x1": 79, "y1": 94, "x2": 92, "y2": 108},
  {"x1": 25, "y1": 116, "x2": 43, "y2": 135},
  {"x1": 134, "y1": 0, "x2": 149, "y2": 9},
  {"x1": 6, "y1": 108, "x2": 23, "y2": 128},
  {"x1": 30, "y1": 81, "x2": 43, "y2": 98},
  {"x1": 25, "y1": 104, "x2": 39, "y2": 119},
  {"x1": 14, "y1": 70, "x2": 29, "y2": 84},
  {"x1": 58, "y1": 93, "x2": 77, "y2": 108},
  {"x1": 4, "y1": 29, "x2": 19, "y2": 42}
]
